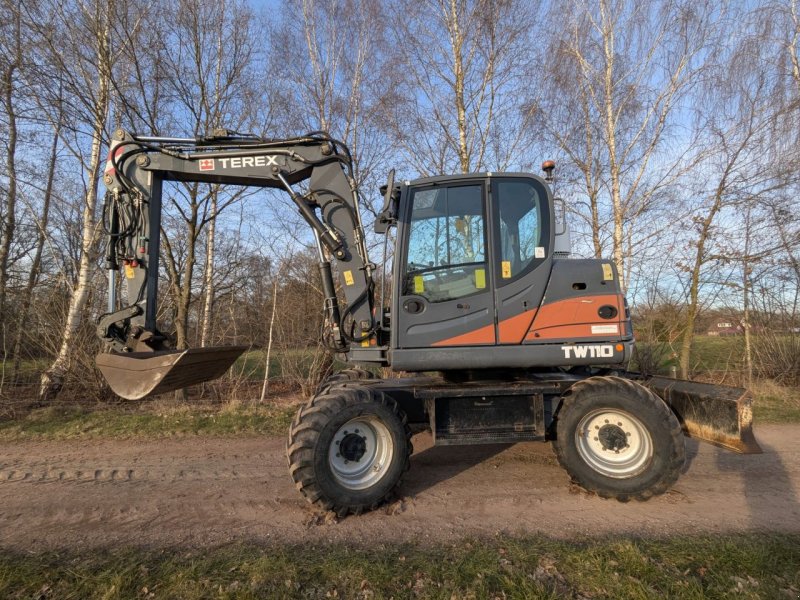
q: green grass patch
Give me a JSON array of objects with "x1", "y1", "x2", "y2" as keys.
[
  {"x1": 0, "y1": 402, "x2": 297, "y2": 441},
  {"x1": 0, "y1": 534, "x2": 798, "y2": 599}
]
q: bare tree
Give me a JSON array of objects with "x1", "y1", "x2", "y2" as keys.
[
  {"x1": 537, "y1": 0, "x2": 713, "y2": 289},
  {"x1": 36, "y1": 0, "x2": 118, "y2": 401},
  {"x1": 0, "y1": 0, "x2": 24, "y2": 354},
  {"x1": 112, "y1": 0, "x2": 263, "y2": 368},
  {"x1": 385, "y1": 0, "x2": 537, "y2": 176},
  {"x1": 675, "y1": 9, "x2": 794, "y2": 378},
  {"x1": 11, "y1": 94, "x2": 63, "y2": 379}
]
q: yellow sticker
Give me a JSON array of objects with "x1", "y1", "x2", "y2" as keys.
[
  {"x1": 361, "y1": 339, "x2": 370, "y2": 347},
  {"x1": 414, "y1": 275, "x2": 424, "y2": 294},
  {"x1": 602, "y1": 263, "x2": 614, "y2": 281},
  {"x1": 475, "y1": 268, "x2": 486, "y2": 289},
  {"x1": 501, "y1": 261, "x2": 512, "y2": 279},
  {"x1": 343, "y1": 270, "x2": 354, "y2": 286},
  {"x1": 124, "y1": 263, "x2": 136, "y2": 279}
]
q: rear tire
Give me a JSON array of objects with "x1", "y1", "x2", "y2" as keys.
[
  {"x1": 554, "y1": 376, "x2": 685, "y2": 501},
  {"x1": 287, "y1": 384, "x2": 411, "y2": 516}
]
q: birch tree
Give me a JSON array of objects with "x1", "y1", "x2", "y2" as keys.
[
  {"x1": 36, "y1": 0, "x2": 118, "y2": 401},
  {"x1": 386, "y1": 0, "x2": 537, "y2": 176},
  {"x1": 537, "y1": 0, "x2": 712, "y2": 290}
]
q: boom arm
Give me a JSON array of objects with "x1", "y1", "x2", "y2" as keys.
[{"x1": 98, "y1": 128, "x2": 376, "y2": 360}]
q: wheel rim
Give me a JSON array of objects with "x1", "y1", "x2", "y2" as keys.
[
  {"x1": 574, "y1": 408, "x2": 653, "y2": 479},
  {"x1": 328, "y1": 416, "x2": 394, "y2": 490}
]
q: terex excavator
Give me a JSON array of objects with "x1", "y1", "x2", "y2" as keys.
[{"x1": 96, "y1": 128, "x2": 761, "y2": 515}]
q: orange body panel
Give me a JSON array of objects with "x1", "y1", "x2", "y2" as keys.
[
  {"x1": 431, "y1": 322, "x2": 496, "y2": 346},
  {"x1": 498, "y1": 310, "x2": 538, "y2": 344},
  {"x1": 428, "y1": 294, "x2": 625, "y2": 347},
  {"x1": 525, "y1": 294, "x2": 623, "y2": 341}
]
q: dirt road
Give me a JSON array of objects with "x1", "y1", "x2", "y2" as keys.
[{"x1": 1, "y1": 425, "x2": 798, "y2": 550}]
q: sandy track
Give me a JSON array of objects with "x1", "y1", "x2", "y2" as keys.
[{"x1": 0, "y1": 425, "x2": 798, "y2": 550}]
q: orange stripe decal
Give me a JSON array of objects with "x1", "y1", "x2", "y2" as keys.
[
  {"x1": 498, "y1": 310, "x2": 538, "y2": 344},
  {"x1": 431, "y1": 322, "x2": 496, "y2": 346},
  {"x1": 525, "y1": 294, "x2": 624, "y2": 341}
]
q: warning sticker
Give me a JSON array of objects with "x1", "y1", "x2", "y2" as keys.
[
  {"x1": 343, "y1": 270, "x2": 354, "y2": 286},
  {"x1": 535, "y1": 246, "x2": 545, "y2": 259},
  {"x1": 591, "y1": 324, "x2": 619, "y2": 335},
  {"x1": 124, "y1": 263, "x2": 136, "y2": 279},
  {"x1": 199, "y1": 158, "x2": 215, "y2": 171},
  {"x1": 475, "y1": 268, "x2": 486, "y2": 289},
  {"x1": 414, "y1": 275, "x2": 424, "y2": 294},
  {"x1": 501, "y1": 261, "x2": 512, "y2": 278}
]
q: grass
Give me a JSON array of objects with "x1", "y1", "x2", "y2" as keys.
[
  {"x1": 0, "y1": 401, "x2": 298, "y2": 441},
  {"x1": 232, "y1": 349, "x2": 348, "y2": 381},
  {"x1": 752, "y1": 380, "x2": 800, "y2": 424},
  {"x1": 0, "y1": 534, "x2": 798, "y2": 599}
]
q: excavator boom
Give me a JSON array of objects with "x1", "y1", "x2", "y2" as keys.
[{"x1": 96, "y1": 129, "x2": 376, "y2": 399}]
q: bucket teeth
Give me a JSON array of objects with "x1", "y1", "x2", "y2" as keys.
[
  {"x1": 96, "y1": 346, "x2": 247, "y2": 400},
  {"x1": 644, "y1": 376, "x2": 762, "y2": 454}
]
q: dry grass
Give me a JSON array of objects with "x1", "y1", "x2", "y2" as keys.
[{"x1": 751, "y1": 379, "x2": 800, "y2": 423}]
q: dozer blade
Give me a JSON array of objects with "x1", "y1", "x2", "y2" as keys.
[
  {"x1": 96, "y1": 346, "x2": 248, "y2": 400},
  {"x1": 644, "y1": 376, "x2": 762, "y2": 454}
]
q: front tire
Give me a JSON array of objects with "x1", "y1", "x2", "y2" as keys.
[
  {"x1": 315, "y1": 368, "x2": 376, "y2": 395},
  {"x1": 287, "y1": 384, "x2": 411, "y2": 516},
  {"x1": 554, "y1": 376, "x2": 685, "y2": 501}
]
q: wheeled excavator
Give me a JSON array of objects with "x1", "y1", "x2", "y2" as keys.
[{"x1": 96, "y1": 128, "x2": 761, "y2": 515}]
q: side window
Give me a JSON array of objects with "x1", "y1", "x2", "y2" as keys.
[
  {"x1": 495, "y1": 180, "x2": 543, "y2": 282},
  {"x1": 404, "y1": 184, "x2": 487, "y2": 303}
]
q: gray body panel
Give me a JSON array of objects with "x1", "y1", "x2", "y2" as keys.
[{"x1": 389, "y1": 340, "x2": 634, "y2": 371}]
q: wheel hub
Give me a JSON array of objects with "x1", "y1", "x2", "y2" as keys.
[
  {"x1": 328, "y1": 416, "x2": 395, "y2": 490},
  {"x1": 574, "y1": 408, "x2": 653, "y2": 479},
  {"x1": 338, "y1": 431, "x2": 367, "y2": 462},
  {"x1": 598, "y1": 424, "x2": 628, "y2": 452}
]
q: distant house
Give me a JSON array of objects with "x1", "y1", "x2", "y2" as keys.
[{"x1": 707, "y1": 321, "x2": 742, "y2": 336}]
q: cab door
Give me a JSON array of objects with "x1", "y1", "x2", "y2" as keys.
[
  {"x1": 490, "y1": 176, "x2": 554, "y2": 344},
  {"x1": 395, "y1": 181, "x2": 496, "y2": 348}
]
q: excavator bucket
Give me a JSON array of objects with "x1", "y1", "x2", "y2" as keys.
[
  {"x1": 643, "y1": 376, "x2": 762, "y2": 454},
  {"x1": 96, "y1": 346, "x2": 248, "y2": 400}
]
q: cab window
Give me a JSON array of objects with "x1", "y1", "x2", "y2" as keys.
[
  {"x1": 404, "y1": 184, "x2": 487, "y2": 303},
  {"x1": 494, "y1": 179, "x2": 544, "y2": 282}
]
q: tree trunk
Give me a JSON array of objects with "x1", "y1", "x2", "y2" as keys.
[
  {"x1": 39, "y1": 3, "x2": 111, "y2": 402},
  {"x1": 600, "y1": 1, "x2": 625, "y2": 291},
  {"x1": 0, "y1": 40, "x2": 20, "y2": 354},
  {"x1": 39, "y1": 112, "x2": 108, "y2": 401},
  {"x1": 200, "y1": 190, "x2": 217, "y2": 347},
  {"x1": 259, "y1": 273, "x2": 279, "y2": 403},
  {"x1": 742, "y1": 204, "x2": 753, "y2": 387},
  {"x1": 448, "y1": 0, "x2": 470, "y2": 173}
]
